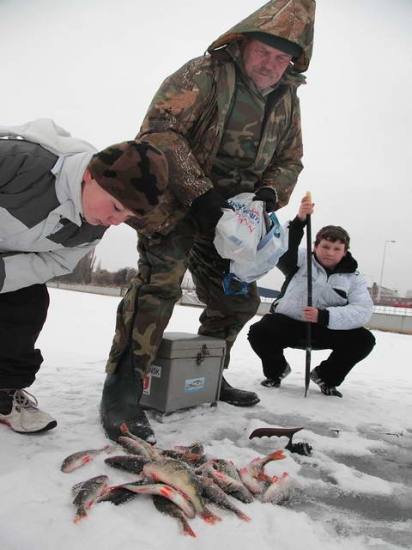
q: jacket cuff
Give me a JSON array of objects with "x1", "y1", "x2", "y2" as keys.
[
  {"x1": 317, "y1": 309, "x2": 329, "y2": 327},
  {"x1": 289, "y1": 215, "x2": 307, "y2": 229}
]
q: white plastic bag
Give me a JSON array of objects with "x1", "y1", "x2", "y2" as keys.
[
  {"x1": 230, "y1": 212, "x2": 288, "y2": 283},
  {"x1": 214, "y1": 193, "x2": 265, "y2": 262},
  {"x1": 214, "y1": 192, "x2": 288, "y2": 286}
]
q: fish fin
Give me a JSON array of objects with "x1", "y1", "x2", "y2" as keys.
[
  {"x1": 181, "y1": 519, "x2": 197, "y2": 537},
  {"x1": 236, "y1": 511, "x2": 252, "y2": 522},
  {"x1": 73, "y1": 508, "x2": 87, "y2": 523},
  {"x1": 268, "y1": 449, "x2": 286, "y2": 461},
  {"x1": 200, "y1": 506, "x2": 221, "y2": 524}
]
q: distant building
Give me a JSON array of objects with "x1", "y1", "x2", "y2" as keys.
[{"x1": 368, "y1": 283, "x2": 404, "y2": 306}]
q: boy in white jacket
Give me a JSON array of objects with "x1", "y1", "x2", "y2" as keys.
[
  {"x1": 248, "y1": 195, "x2": 375, "y2": 397},
  {"x1": 0, "y1": 120, "x2": 168, "y2": 433}
]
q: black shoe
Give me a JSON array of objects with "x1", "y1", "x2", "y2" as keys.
[
  {"x1": 310, "y1": 367, "x2": 343, "y2": 398},
  {"x1": 261, "y1": 378, "x2": 281, "y2": 388},
  {"x1": 261, "y1": 363, "x2": 291, "y2": 388},
  {"x1": 100, "y1": 351, "x2": 156, "y2": 444},
  {"x1": 320, "y1": 385, "x2": 343, "y2": 398},
  {"x1": 219, "y1": 376, "x2": 260, "y2": 407}
]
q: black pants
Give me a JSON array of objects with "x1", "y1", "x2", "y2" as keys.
[
  {"x1": 248, "y1": 313, "x2": 376, "y2": 387},
  {"x1": 0, "y1": 284, "x2": 50, "y2": 389}
]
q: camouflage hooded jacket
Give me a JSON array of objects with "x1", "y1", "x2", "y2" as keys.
[{"x1": 129, "y1": 0, "x2": 316, "y2": 237}]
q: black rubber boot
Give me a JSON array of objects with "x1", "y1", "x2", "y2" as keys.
[
  {"x1": 219, "y1": 376, "x2": 260, "y2": 407},
  {"x1": 0, "y1": 390, "x2": 14, "y2": 414},
  {"x1": 100, "y1": 351, "x2": 156, "y2": 444}
]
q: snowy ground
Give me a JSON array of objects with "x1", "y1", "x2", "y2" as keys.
[{"x1": 1, "y1": 288, "x2": 411, "y2": 550}]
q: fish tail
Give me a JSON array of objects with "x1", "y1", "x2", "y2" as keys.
[
  {"x1": 200, "y1": 506, "x2": 221, "y2": 524},
  {"x1": 73, "y1": 508, "x2": 87, "y2": 523},
  {"x1": 181, "y1": 518, "x2": 197, "y2": 537},
  {"x1": 268, "y1": 450, "x2": 286, "y2": 461},
  {"x1": 235, "y1": 510, "x2": 252, "y2": 522}
]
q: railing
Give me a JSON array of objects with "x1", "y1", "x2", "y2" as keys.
[{"x1": 47, "y1": 283, "x2": 412, "y2": 335}]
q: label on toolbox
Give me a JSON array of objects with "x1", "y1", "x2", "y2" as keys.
[
  {"x1": 184, "y1": 377, "x2": 205, "y2": 393},
  {"x1": 143, "y1": 369, "x2": 206, "y2": 395},
  {"x1": 143, "y1": 364, "x2": 162, "y2": 395}
]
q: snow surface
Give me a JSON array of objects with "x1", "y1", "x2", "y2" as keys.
[{"x1": 1, "y1": 288, "x2": 411, "y2": 550}]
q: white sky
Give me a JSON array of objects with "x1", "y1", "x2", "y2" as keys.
[
  {"x1": 1, "y1": 288, "x2": 411, "y2": 549},
  {"x1": 1, "y1": 0, "x2": 412, "y2": 294}
]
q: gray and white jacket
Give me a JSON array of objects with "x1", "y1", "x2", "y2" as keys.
[
  {"x1": 273, "y1": 217, "x2": 373, "y2": 330},
  {"x1": 0, "y1": 120, "x2": 106, "y2": 293}
]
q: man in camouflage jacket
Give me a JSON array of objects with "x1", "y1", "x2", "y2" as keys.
[{"x1": 101, "y1": 0, "x2": 316, "y2": 443}]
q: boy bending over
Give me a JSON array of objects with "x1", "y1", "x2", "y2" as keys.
[{"x1": 0, "y1": 119, "x2": 168, "y2": 433}]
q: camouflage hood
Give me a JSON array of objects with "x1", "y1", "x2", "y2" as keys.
[{"x1": 207, "y1": 0, "x2": 316, "y2": 73}]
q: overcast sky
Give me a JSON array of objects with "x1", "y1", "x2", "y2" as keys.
[{"x1": 1, "y1": 0, "x2": 411, "y2": 294}]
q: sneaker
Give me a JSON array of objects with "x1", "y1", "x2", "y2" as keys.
[
  {"x1": 219, "y1": 377, "x2": 260, "y2": 407},
  {"x1": 261, "y1": 363, "x2": 291, "y2": 388},
  {"x1": 309, "y1": 368, "x2": 343, "y2": 398},
  {"x1": 320, "y1": 385, "x2": 342, "y2": 398},
  {"x1": 0, "y1": 389, "x2": 57, "y2": 433}
]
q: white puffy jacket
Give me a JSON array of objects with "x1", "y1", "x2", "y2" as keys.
[{"x1": 274, "y1": 218, "x2": 373, "y2": 330}]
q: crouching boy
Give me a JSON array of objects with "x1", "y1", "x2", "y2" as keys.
[
  {"x1": 248, "y1": 195, "x2": 376, "y2": 397},
  {"x1": 0, "y1": 119, "x2": 168, "y2": 433}
]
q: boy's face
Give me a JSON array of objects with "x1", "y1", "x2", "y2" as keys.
[
  {"x1": 81, "y1": 172, "x2": 135, "y2": 226},
  {"x1": 314, "y1": 239, "x2": 347, "y2": 270}
]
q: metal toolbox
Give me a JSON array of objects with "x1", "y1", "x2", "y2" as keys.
[{"x1": 141, "y1": 332, "x2": 226, "y2": 414}]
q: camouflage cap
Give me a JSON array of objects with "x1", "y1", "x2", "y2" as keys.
[{"x1": 88, "y1": 140, "x2": 168, "y2": 217}]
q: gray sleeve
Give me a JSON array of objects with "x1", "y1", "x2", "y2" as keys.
[
  {"x1": 0, "y1": 139, "x2": 57, "y2": 192},
  {"x1": 0, "y1": 243, "x2": 100, "y2": 293}
]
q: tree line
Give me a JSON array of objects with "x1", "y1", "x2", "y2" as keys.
[{"x1": 52, "y1": 251, "x2": 138, "y2": 287}]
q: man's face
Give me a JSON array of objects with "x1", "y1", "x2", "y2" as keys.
[
  {"x1": 241, "y1": 39, "x2": 292, "y2": 90},
  {"x1": 314, "y1": 239, "x2": 347, "y2": 270},
  {"x1": 81, "y1": 173, "x2": 135, "y2": 226}
]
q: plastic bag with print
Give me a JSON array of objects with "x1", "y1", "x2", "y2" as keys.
[
  {"x1": 214, "y1": 192, "x2": 288, "y2": 284},
  {"x1": 213, "y1": 193, "x2": 266, "y2": 262}
]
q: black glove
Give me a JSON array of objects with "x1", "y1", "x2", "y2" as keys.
[
  {"x1": 190, "y1": 189, "x2": 231, "y2": 233},
  {"x1": 253, "y1": 186, "x2": 278, "y2": 213}
]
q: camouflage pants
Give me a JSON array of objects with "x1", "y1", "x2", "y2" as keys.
[{"x1": 105, "y1": 213, "x2": 260, "y2": 378}]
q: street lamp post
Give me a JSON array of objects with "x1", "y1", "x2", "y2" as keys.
[{"x1": 377, "y1": 240, "x2": 396, "y2": 303}]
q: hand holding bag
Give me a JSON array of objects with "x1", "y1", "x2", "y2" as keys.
[{"x1": 214, "y1": 193, "x2": 288, "y2": 287}]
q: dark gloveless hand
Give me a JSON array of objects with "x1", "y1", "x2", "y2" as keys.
[
  {"x1": 190, "y1": 188, "x2": 231, "y2": 233},
  {"x1": 253, "y1": 186, "x2": 278, "y2": 213}
]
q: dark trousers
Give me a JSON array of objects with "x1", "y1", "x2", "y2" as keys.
[
  {"x1": 0, "y1": 284, "x2": 50, "y2": 389},
  {"x1": 248, "y1": 313, "x2": 376, "y2": 387}
]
